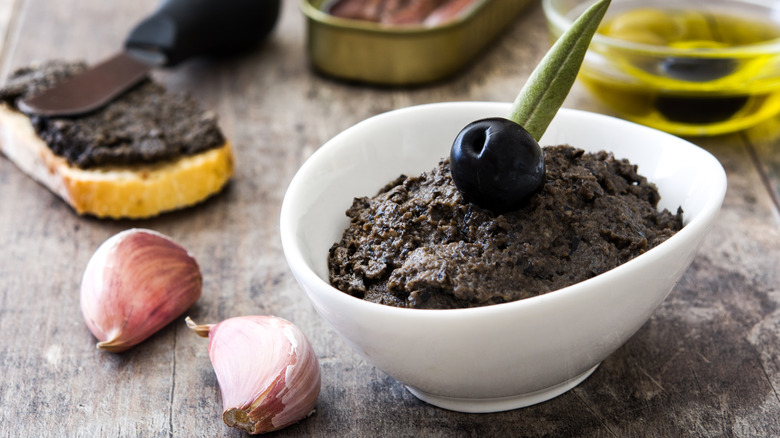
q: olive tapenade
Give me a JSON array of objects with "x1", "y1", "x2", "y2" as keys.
[
  {"x1": 328, "y1": 145, "x2": 683, "y2": 309},
  {"x1": 0, "y1": 60, "x2": 224, "y2": 169}
]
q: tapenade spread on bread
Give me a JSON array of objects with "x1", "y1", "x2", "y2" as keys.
[{"x1": 0, "y1": 60, "x2": 233, "y2": 219}]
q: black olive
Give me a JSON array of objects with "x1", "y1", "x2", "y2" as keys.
[
  {"x1": 449, "y1": 117, "x2": 545, "y2": 214},
  {"x1": 660, "y1": 57, "x2": 737, "y2": 82},
  {"x1": 655, "y1": 94, "x2": 749, "y2": 124}
]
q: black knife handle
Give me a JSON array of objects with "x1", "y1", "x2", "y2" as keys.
[{"x1": 125, "y1": 0, "x2": 281, "y2": 66}]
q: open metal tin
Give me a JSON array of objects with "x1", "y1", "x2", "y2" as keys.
[{"x1": 301, "y1": 0, "x2": 535, "y2": 85}]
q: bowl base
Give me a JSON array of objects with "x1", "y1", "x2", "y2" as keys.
[{"x1": 405, "y1": 363, "x2": 599, "y2": 413}]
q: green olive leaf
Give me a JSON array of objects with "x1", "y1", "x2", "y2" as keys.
[{"x1": 509, "y1": 0, "x2": 611, "y2": 141}]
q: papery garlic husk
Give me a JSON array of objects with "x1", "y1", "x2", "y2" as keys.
[
  {"x1": 80, "y1": 228, "x2": 202, "y2": 352},
  {"x1": 186, "y1": 315, "x2": 321, "y2": 434}
]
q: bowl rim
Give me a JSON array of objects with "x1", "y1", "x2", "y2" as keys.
[
  {"x1": 280, "y1": 104, "x2": 727, "y2": 319},
  {"x1": 541, "y1": 0, "x2": 780, "y2": 56}
]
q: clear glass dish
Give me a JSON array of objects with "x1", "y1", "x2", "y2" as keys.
[{"x1": 543, "y1": 0, "x2": 780, "y2": 136}]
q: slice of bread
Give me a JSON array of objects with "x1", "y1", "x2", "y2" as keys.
[{"x1": 0, "y1": 63, "x2": 233, "y2": 219}]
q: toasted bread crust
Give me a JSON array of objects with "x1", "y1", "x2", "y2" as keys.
[{"x1": 0, "y1": 103, "x2": 233, "y2": 219}]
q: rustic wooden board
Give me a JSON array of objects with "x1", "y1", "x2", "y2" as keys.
[{"x1": 1, "y1": 0, "x2": 779, "y2": 436}]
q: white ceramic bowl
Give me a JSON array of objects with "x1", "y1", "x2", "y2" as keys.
[{"x1": 280, "y1": 103, "x2": 727, "y2": 413}]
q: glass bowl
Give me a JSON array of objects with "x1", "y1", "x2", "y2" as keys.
[{"x1": 543, "y1": 0, "x2": 780, "y2": 136}]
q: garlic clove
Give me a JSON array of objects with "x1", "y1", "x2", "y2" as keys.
[
  {"x1": 186, "y1": 315, "x2": 321, "y2": 434},
  {"x1": 81, "y1": 228, "x2": 202, "y2": 352}
]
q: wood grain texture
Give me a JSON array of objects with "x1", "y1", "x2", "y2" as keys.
[{"x1": 1, "y1": 0, "x2": 779, "y2": 436}]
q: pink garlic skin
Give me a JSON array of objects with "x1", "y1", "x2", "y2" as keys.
[
  {"x1": 206, "y1": 316, "x2": 321, "y2": 434},
  {"x1": 80, "y1": 229, "x2": 202, "y2": 352}
]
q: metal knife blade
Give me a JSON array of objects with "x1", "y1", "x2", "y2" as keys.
[
  {"x1": 17, "y1": 52, "x2": 155, "y2": 117},
  {"x1": 17, "y1": 0, "x2": 280, "y2": 118}
]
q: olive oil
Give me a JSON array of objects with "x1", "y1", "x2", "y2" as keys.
[{"x1": 580, "y1": 5, "x2": 780, "y2": 135}]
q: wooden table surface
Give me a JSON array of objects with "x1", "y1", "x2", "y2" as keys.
[{"x1": 1, "y1": 0, "x2": 780, "y2": 436}]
